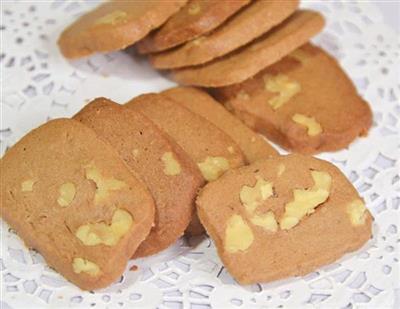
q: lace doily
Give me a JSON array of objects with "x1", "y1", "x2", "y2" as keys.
[{"x1": 1, "y1": 1, "x2": 399, "y2": 308}]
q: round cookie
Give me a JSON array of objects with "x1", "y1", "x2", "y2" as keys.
[
  {"x1": 213, "y1": 43, "x2": 373, "y2": 154},
  {"x1": 137, "y1": 0, "x2": 250, "y2": 54},
  {"x1": 0, "y1": 119, "x2": 155, "y2": 290},
  {"x1": 171, "y1": 10, "x2": 325, "y2": 87},
  {"x1": 196, "y1": 154, "x2": 373, "y2": 284},
  {"x1": 150, "y1": 0, "x2": 299, "y2": 69},
  {"x1": 162, "y1": 87, "x2": 278, "y2": 163},
  {"x1": 74, "y1": 98, "x2": 203, "y2": 257},
  {"x1": 58, "y1": 0, "x2": 188, "y2": 59},
  {"x1": 126, "y1": 93, "x2": 246, "y2": 235}
]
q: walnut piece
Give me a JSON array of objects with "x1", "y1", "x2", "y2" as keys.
[
  {"x1": 57, "y1": 182, "x2": 76, "y2": 207},
  {"x1": 224, "y1": 214, "x2": 254, "y2": 253},
  {"x1": 72, "y1": 258, "x2": 101, "y2": 276},
  {"x1": 85, "y1": 164, "x2": 126, "y2": 204},
  {"x1": 240, "y1": 177, "x2": 273, "y2": 214},
  {"x1": 250, "y1": 211, "x2": 278, "y2": 232},
  {"x1": 75, "y1": 209, "x2": 133, "y2": 246},
  {"x1": 347, "y1": 199, "x2": 367, "y2": 226},
  {"x1": 280, "y1": 170, "x2": 331, "y2": 230},
  {"x1": 292, "y1": 113, "x2": 322, "y2": 136},
  {"x1": 197, "y1": 156, "x2": 230, "y2": 181},
  {"x1": 264, "y1": 74, "x2": 301, "y2": 110},
  {"x1": 161, "y1": 152, "x2": 181, "y2": 176},
  {"x1": 21, "y1": 179, "x2": 35, "y2": 192}
]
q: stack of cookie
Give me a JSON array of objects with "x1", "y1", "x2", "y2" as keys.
[
  {"x1": 1, "y1": 1, "x2": 374, "y2": 291},
  {"x1": 58, "y1": 0, "x2": 372, "y2": 154}
]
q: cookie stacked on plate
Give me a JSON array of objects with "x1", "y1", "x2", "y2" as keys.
[{"x1": 0, "y1": 0, "x2": 374, "y2": 291}]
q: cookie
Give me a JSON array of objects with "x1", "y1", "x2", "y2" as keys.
[
  {"x1": 213, "y1": 44, "x2": 373, "y2": 154},
  {"x1": 150, "y1": 0, "x2": 299, "y2": 69},
  {"x1": 137, "y1": 0, "x2": 250, "y2": 54},
  {"x1": 58, "y1": 0, "x2": 188, "y2": 59},
  {"x1": 171, "y1": 10, "x2": 325, "y2": 87},
  {"x1": 126, "y1": 93, "x2": 246, "y2": 235},
  {"x1": 196, "y1": 154, "x2": 373, "y2": 284},
  {"x1": 0, "y1": 119, "x2": 155, "y2": 290},
  {"x1": 162, "y1": 87, "x2": 278, "y2": 163},
  {"x1": 74, "y1": 98, "x2": 203, "y2": 257}
]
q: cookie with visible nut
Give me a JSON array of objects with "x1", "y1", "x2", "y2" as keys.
[
  {"x1": 213, "y1": 43, "x2": 373, "y2": 154},
  {"x1": 137, "y1": 0, "x2": 250, "y2": 54},
  {"x1": 171, "y1": 10, "x2": 325, "y2": 87},
  {"x1": 58, "y1": 0, "x2": 187, "y2": 59},
  {"x1": 0, "y1": 119, "x2": 155, "y2": 290},
  {"x1": 162, "y1": 87, "x2": 278, "y2": 163},
  {"x1": 126, "y1": 93, "x2": 246, "y2": 235},
  {"x1": 150, "y1": 0, "x2": 299, "y2": 69},
  {"x1": 74, "y1": 98, "x2": 203, "y2": 257},
  {"x1": 196, "y1": 154, "x2": 373, "y2": 284}
]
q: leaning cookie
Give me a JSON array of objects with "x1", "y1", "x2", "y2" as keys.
[
  {"x1": 171, "y1": 10, "x2": 324, "y2": 87},
  {"x1": 0, "y1": 119, "x2": 155, "y2": 290},
  {"x1": 213, "y1": 43, "x2": 373, "y2": 154},
  {"x1": 161, "y1": 87, "x2": 278, "y2": 163},
  {"x1": 74, "y1": 98, "x2": 203, "y2": 257},
  {"x1": 126, "y1": 93, "x2": 246, "y2": 235},
  {"x1": 137, "y1": 0, "x2": 250, "y2": 54},
  {"x1": 196, "y1": 154, "x2": 373, "y2": 284},
  {"x1": 58, "y1": 0, "x2": 187, "y2": 59},
  {"x1": 150, "y1": 0, "x2": 299, "y2": 69}
]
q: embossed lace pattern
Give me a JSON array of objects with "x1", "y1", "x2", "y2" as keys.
[{"x1": 1, "y1": 1, "x2": 399, "y2": 308}]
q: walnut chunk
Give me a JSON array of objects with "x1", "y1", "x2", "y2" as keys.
[
  {"x1": 75, "y1": 209, "x2": 133, "y2": 246},
  {"x1": 21, "y1": 179, "x2": 36, "y2": 192},
  {"x1": 292, "y1": 114, "x2": 322, "y2": 136},
  {"x1": 94, "y1": 10, "x2": 127, "y2": 26},
  {"x1": 250, "y1": 211, "x2": 278, "y2": 232},
  {"x1": 240, "y1": 177, "x2": 273, "y2": 214},
  {"x1": 57, "y1": 182, "x2": 76, "y2": 207},
  {"x1": 264, "y1": 74, "x2": 301, "y2": 110},
  {"x1": 72, "y1": 258, "x2": 100, "y2": 276},
  {"x1": 85, "y1": 164, "x2": 127, "y2": 204},
  {"x1": 161, "y1": 152, "x2": 181, "y2": 176},
  {"x1": 224, "y1": 214, "x2": 254, "y2": 253},
  {"x1": 280, "y1": 170, "x2": 331, "y2": 230},
  {"x1": 347, "y1": 199, "x2": 367, "y2": 226},
  {"x1": 197, "y1": 156, "x2": 230, "y2": 181}
]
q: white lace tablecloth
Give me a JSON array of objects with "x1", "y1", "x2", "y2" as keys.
[{"x1": 1, "y1": 1, "x2": 399, "y2": 308}]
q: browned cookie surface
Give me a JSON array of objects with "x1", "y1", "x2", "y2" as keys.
[
  {"x1": 172, "y1": 10, "x2": 325, "y2": 87},
  {"x1": 151, "y1": 0, "x2": 299, "y2": 69},
  {"x1": 197, "y1": 154, "x2": 373, "y2": 284},
  {"x1": 138, "y1": 0, "x2": 250, "y2": 54},
  {"x1": 214, "y1": 44, "x2": 373, "y2": 154},
  {"x1": 74, "y1": 98, "x2": 203, "y2": 257},
  {"x1": 162, "y1": 87, "x2": 278, "y2": 163},
  {"x1": 0, "y1": 119, "x2": 154, "y2": 290},
  {"x1": 126, "y1": 93, "x2": 246, "y2": 235},
  {"x1": 58, "y1": 0, "x2": 187, "y2": 59}
]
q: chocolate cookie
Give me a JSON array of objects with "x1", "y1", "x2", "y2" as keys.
[
  {"x1": 74, "y1": 98, "x2": 203, "y2": 257},
  {"x1": 126, "y1": 93, "x2": 246, "y2": 235},
  {"x1": 58, "y1": 0, "x2": 187, "y2": 58},
  {"x1": 150, "y1": 0, "x2": 299, "y2": 69},
  {"x1": 137, "y1": 0, "x2": 250, "y2": 54},
  {"x1": 213, "y1": 43, "x2": 373, "y2": 153},
  {"x1": 171, "y1": 10, "x2": 325, "y2": 87},
  {"x1": 162, "y1": 87, "x2": 278, "y2": 163},
  {"x1": 196, "y1": 154, "x2": 373, "y2": 284},
  {"x1": 0, "y1": 119, "x2": 155, "y2": 290}
]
